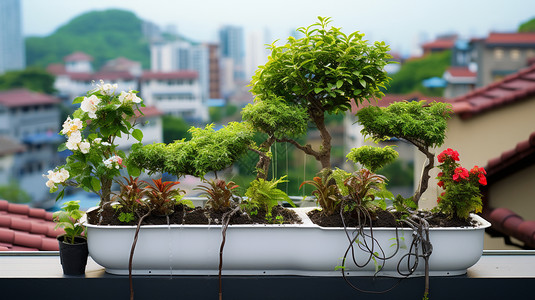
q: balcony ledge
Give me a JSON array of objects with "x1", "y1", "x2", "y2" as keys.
[{"x1": 1, "y1": 250, "x2": 534, "y2": 299}]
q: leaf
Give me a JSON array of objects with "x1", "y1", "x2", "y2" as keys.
[
  {"x1": 72, "y1": 96, "x2": 84, "y2": 104},
  {"x1": 127, "y1": 164, "x2": 141, "y2": 177},
  {"x1": 57, "y1": 143, "x2": 67, "y2": 152},
  {"x1": 336, "y1": 80, "x2": 343, "y2": 88},
  {"x1": 91, "y1": 177, "x2": 101, "y2": 192},
  {"x1": 359, "y1": 79, "x2": 367, "y2": 88},
  {"x1": 314, "y1": 87, "x2": 323, "y2": 93}
]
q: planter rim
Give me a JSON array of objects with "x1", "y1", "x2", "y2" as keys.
[
  {"x1": 84, "y1": 206, "x2": 491, "y2": 231},
  {"x1": 57, "y1": 234, "x2": 87, "y2": 244}
]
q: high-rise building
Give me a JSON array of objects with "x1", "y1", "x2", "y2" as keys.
[
  {"x1": 218, "y1": 25, "x2": 245, "y2": 94},
  {"x1": 150, "y1": 39, "x2": 210, "y2": 102},
  {"x1": 0, "y1": 0, "x2": 25, "y2": 74}
]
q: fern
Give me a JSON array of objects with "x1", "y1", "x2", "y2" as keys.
[{"x1": 243, "y1": 176, "x2": 292, "y2": 218}]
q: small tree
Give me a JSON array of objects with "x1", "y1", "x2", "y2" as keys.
[
  {"x1": 241, "y1": 96, "x2": 308, "y2": 180},
  {"x1": 130, "y1": 122, "x2": 254, "y2": 179},
  {"x1": 249, "y1": 16, "x2": 392, "y2": 170},
  {"x1": 356, "y1": 101, "x2": 452, "y2": 205}
]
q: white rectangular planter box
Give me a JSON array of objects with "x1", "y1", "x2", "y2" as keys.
[{"x1": 85, "y1": 208, "x2": 490, "y2": 277}]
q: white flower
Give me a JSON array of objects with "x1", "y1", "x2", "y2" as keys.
[
  {"x1": 61, "y1": 117, "x2": 83, "y2": 136},
  {"x1": 68, "y1": 130, "x2": 82, "y2": 144},
  {"x1": 93, "y1": 138, "x2": 102, "y2": 144},
  {"x1": 79, "y1": 141, "x2": 90, "y2": 154},
  {"x1": 97, "y1": 80, "x2": 118, "y2": 96},
  {"x1": 118, "y1": 90, "x2": 142, "y2": 105},
  {"x1": 103, "y1": 155, "x2": 124, "y2": 169},
  {"x1": 101, "y1": 142, "x2": 111, "y2": 147},
  {"x1": 66, "y1": 139, "x2": 79, "y2": 151},
  {"x1": 80, "y1": 95, "x2": 101, "y2": 119},
  {"x1": 45, "y1": 180, "x2": 56, "y2": 189},
  {"x1": 58, "y1": 168, "x2": 69, "y2": 182},
  {"x1": 44, "y1": 168, "x2": 69, "y2": 189}
]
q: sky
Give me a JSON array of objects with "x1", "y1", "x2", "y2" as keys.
[{"x1": 21, "y1": 0, "x2": 535, "y2": 57}]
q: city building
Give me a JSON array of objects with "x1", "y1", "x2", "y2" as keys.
[
  {"x1": 0, "y1": 0, "x2": 25, "y2": 74},
  {"x1": 140, "y1": 71, "x2": 207, "y2": 122},
  {"x1": 471, "y1": 32, "x2": 535, "y2": 87},
  {"x1": 421, "y1": 34, "x2": 457, "y2": 56},
  {"x1": 0, "y1": 89, "x2": 62, "y2": 204},
  {"x1": 219, "y1": 25, "x2": 245, "y2": 96},
  {"x1": 150, "y1": 39, "x2": 211, "y2": 102},
  {"x1": 443, "y1": 66, "x2": 477, "y2": 98}
]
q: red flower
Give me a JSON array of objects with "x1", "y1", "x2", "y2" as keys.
[
  {"x1": 478, "y1": 174, "x2": 487, "y2": 186},
  {"x1": 437, "y1": 172, "x2": 444, "y2": 177},
  {"x1": 437, "y1": 180, "x2": 444, "y2": 188},
  {"x1": 438, "y1": 148, "x2": 460, "y2": 163},
  {"x1": 452, "y1": 167, "x2": 469, "y2": 182},
  {"x1": 470, "y1": 166, "x2": 486, "y2": 175}
]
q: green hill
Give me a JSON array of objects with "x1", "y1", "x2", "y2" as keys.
[
  {"x1": 388, "y1": 50, "x2": 451, "y2": 96},
  {"x1": 25, "y1": 9, "x2": 150, "y2": 70}
]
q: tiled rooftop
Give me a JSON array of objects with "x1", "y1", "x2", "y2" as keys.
[
  {"x1": 449, "y1": 63, "x2": 535, "y2": 119},
  {"x1": 0, "y1": 200, "x2": 62, "y2": 251},
  {"x1": 485, "y1": 32, "x2": 535, "y2": 46},
  {"x1": 483, "y1": 131, "x2": 535, "y2": 249},
  {"x1": 64, "y1": 51, "x2": 93, "y2": 62},
  {"x1": 0, "y1": 89, "x2": 60, "y2": 107}
]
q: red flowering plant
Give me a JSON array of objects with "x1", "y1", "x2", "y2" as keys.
[{"x1": 435, "y1": 148, "x2": 486, "y2": 220}]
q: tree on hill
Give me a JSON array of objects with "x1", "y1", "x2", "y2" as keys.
[
  {"x1": 25, "y1": 9, "x2": 150, "y2": 69},
  {"x1": 388, "y1": 50, "x2": 451, "y2": 96},
  {"x1": 0, "y1": 68, "x2": 56, "y2": 94},
  {"x1": 518, "y1": 17, "x2": 535, "y2": 32}
]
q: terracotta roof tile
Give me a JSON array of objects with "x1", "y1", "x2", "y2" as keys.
[
  {"x1": 0, "y1": 89, "x2": 60, "y2": 107},
  {"x1": 64, "y1": 52, "x2": 93, "y2": 62},
  {"x1": 141, "y1": 71, "x2": 198, "y2": 80},
  {"x1": 0, "y1": 200, "x2": 62, "y2": 251},
  {"x1": 67, "y1": 71, "x2": 136, "y2": 81},
  {"x1": 137, "y1": 106, "x2": 163, "y2": 118},
  {"x1": 485, "y1": 32, "x2": 535, "y2": 45},
  {"x1": 485, "y1": 131, "x2": 535, "y2": 179},
  {"x1": 446, "y1": 66, "x2": 477, "y2": 78},
  {"x1": 449, "y1": 64, "x2": 535, "y2": 119},
  {"x1": 422, "y1": 39, "x2": 456, "y2": 50}
]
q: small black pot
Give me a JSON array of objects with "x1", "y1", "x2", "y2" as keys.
[{"x1": 57, "y1": 235, "x2": 89, "y2": 275}]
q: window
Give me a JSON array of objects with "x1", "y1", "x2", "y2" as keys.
[
  {"x1": 494, "y1": 48, "x2": 504, "y2": 60},
  {"x1": 510, "y1": 49, "x2": 521, "y2": 60}
]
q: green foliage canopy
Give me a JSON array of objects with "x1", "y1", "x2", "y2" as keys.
[
  {"x1": 25, "y1": 9, "x2": 150, "y2": 69},
  {"x1": 519, "y1": 17, "x2": 535, "y2": 32},
  {"x1": 0, "y1": 68, "x2": 56, "y2": 94},
  {"x1": 130, "y1": 122, "x2": 254, "y2": 178},
  {"x1": 356, "y1": 101, "x2": 452, "y2": 150},
  {"x1": 241, "y1": 96, "x2": 308, "y2": 139},
  {"x1": 249, "y1": 16, "x2": 392, "y2": 170},
  {"x1": 162, "y1": 115, "x2": 192, "y2": 144},
  {"x1": 250, "y1": 16, "x2": 391, "y2": 115},
  {"x1": 346, "y1": 145, "x2": 399, "y2": 173},
  {"x1": 388, "y1": 51, "x2": 451, "y2": 95}
]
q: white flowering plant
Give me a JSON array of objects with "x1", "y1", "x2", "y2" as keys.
[{"x1": 46, "y1": 81, "x2": 145, "y2": 203}]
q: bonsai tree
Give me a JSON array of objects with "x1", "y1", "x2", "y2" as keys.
[
  {"x1": 241, "y1": 96, "x2": 308, "y2": 180},
  {"x1": 130, "y1": 122, "x2": 254, "y2": 179},
  {"x1": 356, "y1": 100, "x2": 452, "y2": 205},
  {"x1": 249, "y1": 16, "x2": 392, "y2": 170}
]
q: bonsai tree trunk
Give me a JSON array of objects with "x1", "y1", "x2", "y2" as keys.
[
  {"x1": 411, "y1": 142, "x2": 435, "y2": 205},
  {"x1": 277, "y1": 108, "x2": 332, "y2": 170},
  {"x1": 250, "y1": 136, "x2": 276, "y2": 180},
  {"x1": 100, "y1": 177, "x2": 112, "y2": 204}
]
